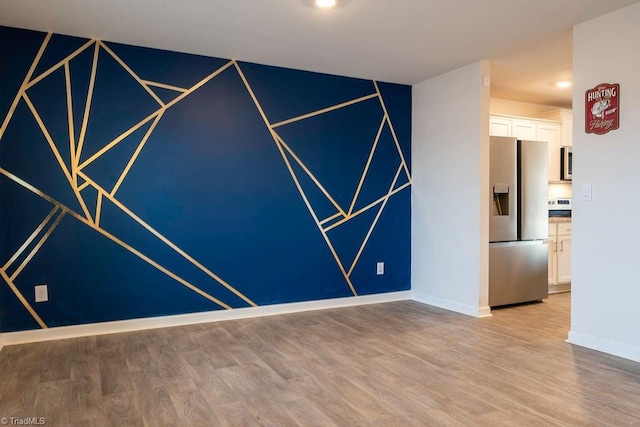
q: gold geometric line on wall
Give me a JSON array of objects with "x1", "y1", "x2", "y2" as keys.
[
  {"x1": 232, "y1": 59, "x2": 345, "y2": 217},
  {"x1": 232, "y1": 61, "x2": 272, "y2": 128},
  {"x1": 229, "y1": 69, "x2": 333, "y2": 231},
  {"x1": 0, "y1": 42, "x2": 252, "y2": 314},
  {"x1": 323, "y1": 180, "x2": 410, "y2": 233},
  {"x1": 22, "y1": 94, "x2": 73, "y2": 181},
  {"x1": 0, "y1": 33, "x2": 51, "y2": 140},
  {"x1": 373, "y1": 81, "x2": 412, "y2": 183},
  {"x1": 319, "y1": 212, "x2": 344, "y2": 226},
  {"x1": 232, "y1": 62, "x2": 358, "y2": 295},
  {"x1": 272, "y1": 133, "x2": 358, "y2": 296},
  {"x1": 25, "y1": 39, "x2": 95, "y2": 90},
  {"x1": 1, "y1": 206, "x2": 59, "y2": 271},
  {"x1": 233, "y1": 62, "x2": 360, "y2": 296},
  {"x1": 273, "y1": 133, "x2": 346, "y2": 216},
  {"x1": 78, "y1": 111, "x2": 159, "y2": 170},
  {"x1": 0, "y1": 270, "x2": 48, "y2": 329},
  {"x1": 0, "y1": 167, "x2": 233, "y2": 314},
  {"x1": 347, "y1": 164, "x2": 404, "y2": 277},
  {"x1": 270, "y1": 93, "x2": 379, "y2": 129},
  {"x1": 80, "y1": 218, "x2": 233, "y2": 310},
  {"x1": 166, "y1": 60, "x2": 235, "y2": 104},
  {"x1": 95, "y1": 191, "x2": 103, "y2": 227},
  {"x1": 76, "y1": 170, "x2": 257, "y2": 308},
  {"x1": 110, "y1": 110, "x2": 165, "y2": 196},
  {"x1": 1, "y1": 35, "x2": 413, "y2": 322},
  {"x1": 142, "y1": 80, "x2": 188, "y2": 93},
  {"x1": 271, "y1": 106, "x2": 401, "y2": 236},
  {"x1": 75, "y1": 41, "x2": 100, "y2": 170},
  {"x1": 232, "y1": 60, "x2": 414, "y2": 297},
  {"x1": 77, "y1": 59, "x2": 235, "y2": 171},
  {"x1": 98, "y1": 41, "x2": 165, "y2": 107},
  {"x1": 64, "y1": 62, "x2": 77, "y2": 183},
  {"x1": 0, "y1": 167, "x2": 65, "y2": 215},
  {"x1": 9, "y1": 210, "x2": 66, "y2": 282},
  {"x1": 233, "y1": 72, "x2": 411, "y2": 277},
  {"x1": 77, "y1": 180, "x2": 91, "y2": 192},
  {"x1": 347, "y1": 115, "x2": 387, "y2": 216},
  {"x1": 22, "y1": 93, "x2": 93, "y2": 222}
]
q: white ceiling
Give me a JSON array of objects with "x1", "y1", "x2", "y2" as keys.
[{"x1": 1, "y1": 0, "x2": 639, "y2": 108}]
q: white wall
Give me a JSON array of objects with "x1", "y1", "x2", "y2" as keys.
[
  {"x1": 412, "y1": 61, "x2": 491, "y2": 317},
  {"x1": 568, "y1": 2, "x2": 640, "y2": 362}
]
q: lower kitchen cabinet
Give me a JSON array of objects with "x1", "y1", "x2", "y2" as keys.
[
  {"x1": 546, "y1": 225, "x2": 557, "y2": 285},
  {"x1": 548, "y1": 221, "x2": 572, "y2": 293},
  {"x1": 557, "y1": 228, "x2": 572, "y2": 283}
]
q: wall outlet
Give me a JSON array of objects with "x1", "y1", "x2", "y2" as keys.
[
  {"x1": 376, "y1": 262, "x2": 384, "y2": 275},
  {"x1": 35, "y1": 284, "x2": 48, "y2": 302}
]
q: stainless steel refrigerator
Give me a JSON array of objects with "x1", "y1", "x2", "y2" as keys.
[{"x1": 489, "y1": 136, "x2": 549, "y2": 307}]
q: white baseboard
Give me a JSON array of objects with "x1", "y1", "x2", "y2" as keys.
[
  {"x1": 549, "y1": 282, "x2": 571, "y2": 294},
  {"x1": 411, "y1": 292, "x2": 492, "y2": 318},
  {"x1": 0, "y1": 291, "x2": 411, "y2": 346},
  {"x1": 567, "y1": 330, "x2": 640, "y2": 363}
]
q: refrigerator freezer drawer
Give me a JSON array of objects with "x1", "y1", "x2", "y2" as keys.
[{"x1": 489, "y1": 241, "x2": 549, "y2": 307}]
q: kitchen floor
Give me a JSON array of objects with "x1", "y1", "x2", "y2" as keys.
[{"x1": 1, "y1": 293, "x2": 639, "y2": 425}]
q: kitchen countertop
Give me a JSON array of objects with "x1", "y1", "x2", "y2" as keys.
[{"x1": 549, "y1": 217, "x2": 572, "y2": 223}]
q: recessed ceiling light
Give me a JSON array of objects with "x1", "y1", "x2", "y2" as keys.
[
  {"x1": 315, "y1": 0, "x2": 337, "y2": 8},
  {"x1": 556, "y1": 81, "x2": 572, "y2": 89}
]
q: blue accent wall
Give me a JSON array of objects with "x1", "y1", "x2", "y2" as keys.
[{"x1": 0, "y1": 26, "x2": 411, "y2": 332}]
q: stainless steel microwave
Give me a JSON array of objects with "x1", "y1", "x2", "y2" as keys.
[{"x1": 561, "y1": 146, "x2": 572, "y2": 181}]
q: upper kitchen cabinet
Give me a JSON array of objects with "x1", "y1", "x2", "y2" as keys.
[
  {"x1": 539, "y1": 109, "x2": 573, "y2": 147},
  {"x1": 489, "y1": 117, "x2": 512, "y2": 137},
  {"x1": 511, "y1": 120, "x2": 537, "y2": 140},
  {"x1": 536, "y1": 123, "x2": 561, "y2": 182},
  {"x1": 489, "y1": 114, "x2": 562, "y2": 182}
]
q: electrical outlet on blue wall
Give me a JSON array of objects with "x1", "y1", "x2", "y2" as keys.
[
  {"x1": 0, "y1": 24, "x2": 412, "y2": 332},
  {"x1": 35, "y1": 285, "x2": 48, "y2": 302}
]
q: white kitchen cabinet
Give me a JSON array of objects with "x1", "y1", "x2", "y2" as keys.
[
  {"x1": 512, "y1": 120, "x2": 537, "y2": 140},
  {"x1": 536, "y1": 123, "x2": 562, "y2": 182},
  {"x1": 547, "y1": 225, "x2": 557, "y2": 285},
  {"x1": 548, "y1": 241, "x2": 557, "y2": 284},
  {"x1": 548, "y1": 221, "x2": 571, "y2": 293},
  {"x1": 539, "y1": 109, "x2": 573, "y2": 147},
  {"x1": 556, "y1": 223, "x2": 572, "y2": 283},
  {"x1": 489, "y1": 114, "x2": 562, "y2": 182},
  {"x1": 562, "y1": 115, "x2": 573, "y2": 147},
  {"x1": 489, "y1": 117, "x2": 512, "y2": 137}
]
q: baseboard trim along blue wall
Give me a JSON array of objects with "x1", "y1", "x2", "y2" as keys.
[
  {"x1": 0, "y1": 25, "x2": 412, "y2": 333},
  {"x1": 1, "y1": 291, "x2": 411, "y2": 346}
]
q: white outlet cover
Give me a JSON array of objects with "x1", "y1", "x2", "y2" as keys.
[
  {"x1": 35, "y1": 284, "x2": 48, "y2": 302},
  {"x1": 376, "y1": 262, "x2": 384, "y2": 275}
]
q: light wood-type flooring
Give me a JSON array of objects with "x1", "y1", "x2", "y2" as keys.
[{"x1": 1, "y1": 292, "x2": 640, "y2": 426}]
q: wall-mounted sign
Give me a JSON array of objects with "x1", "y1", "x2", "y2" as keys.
[{"x1": 585, "y1": 83, "x2": 620, "y2": 135}]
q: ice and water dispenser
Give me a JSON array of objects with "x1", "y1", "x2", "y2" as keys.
[{"x1": 492, "y1": 184, "x2": 510, "y2": 216}]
